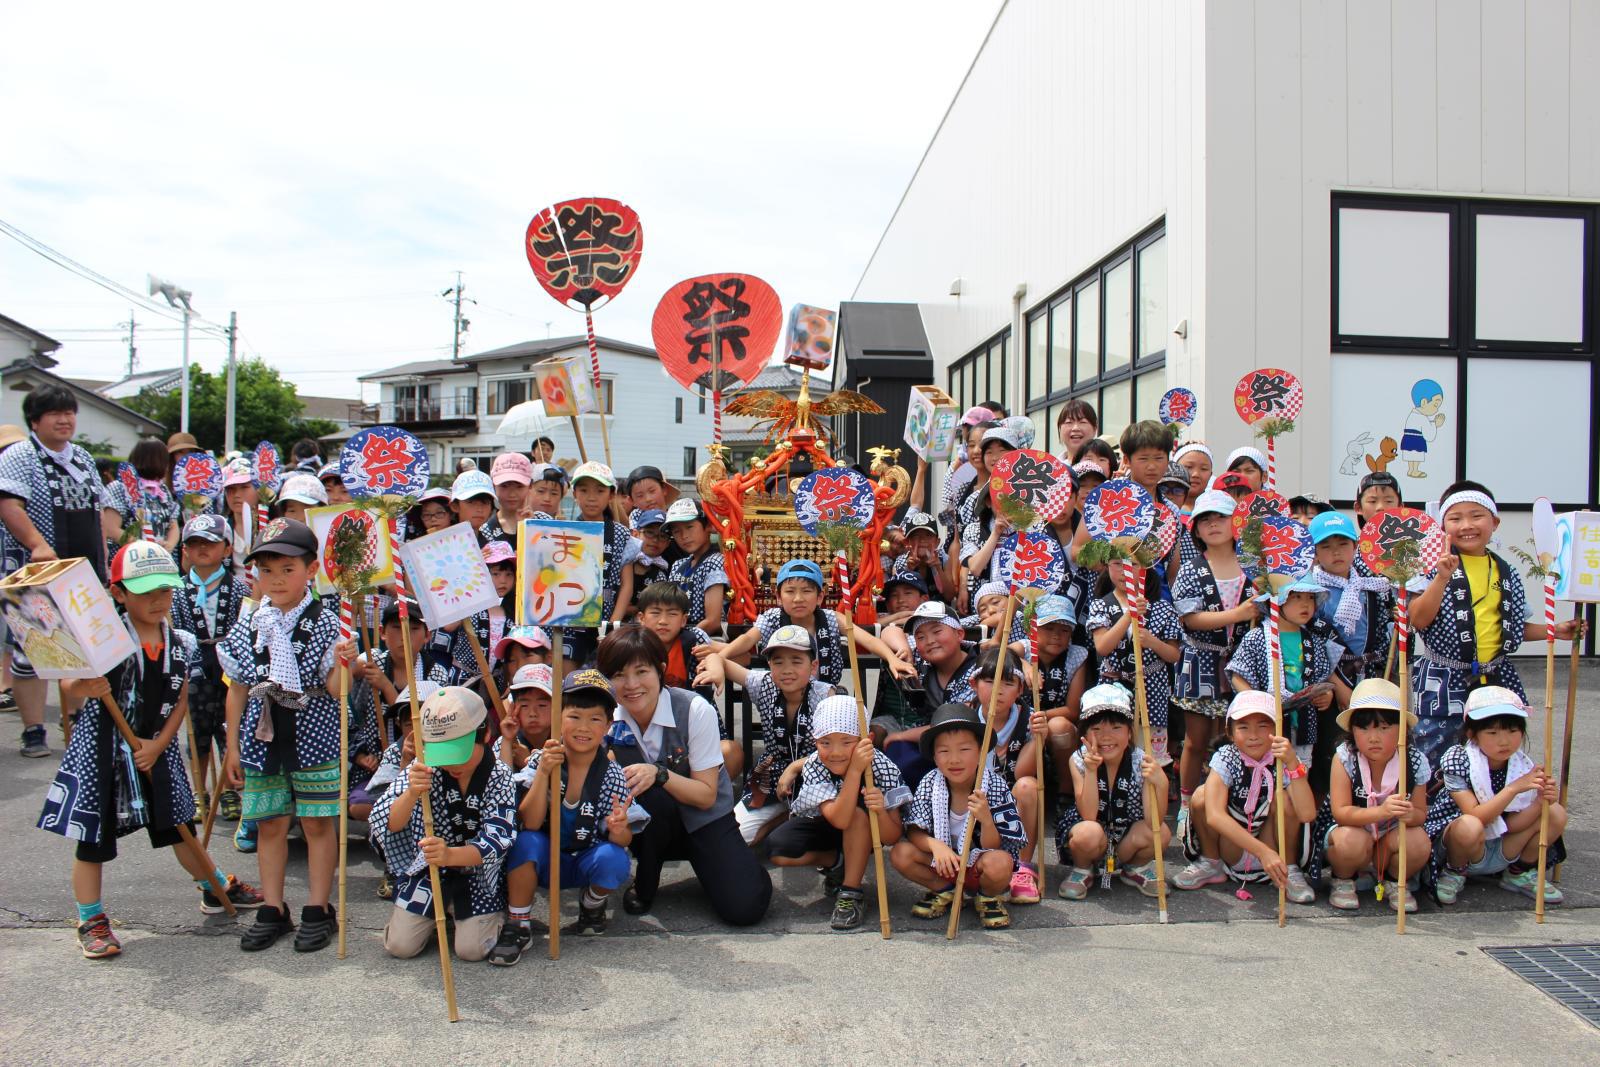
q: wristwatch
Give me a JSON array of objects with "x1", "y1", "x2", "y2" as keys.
[{"x1": 654, "y1": 765, "x2": 669, "y2": 788}]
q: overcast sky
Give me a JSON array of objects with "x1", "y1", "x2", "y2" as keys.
[{"x1": 1, "y1": 1, "x2": 998, "y2": 401}]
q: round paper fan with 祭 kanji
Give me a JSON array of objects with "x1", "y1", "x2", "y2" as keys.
[
  {"x1": 793, "y1": 468, "x2": 876, "y2": 535},
  {"x1": 340, "y1": 426, "x2": 430, "y2": 500},
  {"x1": 1358, "y1": 507, "x2": 1445, "y2": 581},
  {"x1": 1230, "y1": 489, "x2": 1291, "y2": 541},
  {"x1": 989, "y1": 449, "x2": 1075, "y2": 523},
  {"x1": 525, "y1": 197, "x2": 644, "y2": 311},
  {"x1": 998, "y1": 530, "x2": 1067, "y2": 599},
  {"x1": 1233, "y1": 368, "x2": 1303, "y2": 425},
  {"x1": 651, "y1": 273, "x2": 782, "y2": 393},
  {"x1": 1158, "y1": 387, "x2": 1198, "y2": 427},
  {"x1": 1081, "y1": 478, "x2": 1156, "y2": 545}
]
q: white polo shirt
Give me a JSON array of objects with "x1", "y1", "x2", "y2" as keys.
[{"x1": 613, "y1": 687, "x2": 725, "y2": 772}]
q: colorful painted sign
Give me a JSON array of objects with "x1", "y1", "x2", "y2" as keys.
[
  {"x1": 525, "y1": 197, "x2": 644, "y2": 310},
  {"x1": 340, "y1": 426, "x2": 429, "y2": 500},
  {"x1": 306, "y1": 503, "x2": 395, "y2": 596},
  {"x1": 989, "y1": 449, "x2": 1075, "y2": 523},
  {"x1": 782, "y1": 304, "x2": 836, "y2": 371},
  {"x1": 0, "y1": 559, "x2": 136, "y2": 679},
  {"x1": 650, "y1": 273, "x2": 782, "y2": 392},
  {"x1": 1233, "y1": 368, "x2": 1304, "y2": 425},
  {"x1": 1554, "y1": 510, "x2": 1600, "y2": 602},
  {"x1": 517, "y1": 519, "x2": 605, "y2": 628},
  {"x1": 793, "y1": 468, "x2": 877, "y2": 534},
  {"x1": 534, "y1": 356, "x2": 598, "y2": 417},
  {"x1": 396, "y1": 522, "x2": 502, "y2": 630}
]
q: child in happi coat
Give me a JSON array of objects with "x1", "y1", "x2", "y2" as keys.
[
  {"x1": 494, "y1": 663, "x2": 553, "y2": 774},
  {"x1": 891, "y1": 702, "x2": 1025, "y2": 929},
  {"x1": 41, "y1": 542, "x2": 262, "y2": 959},
  {"x1": 878, "y1": 569, "x2": 931, "y2": 627},
  {"x1": 1172, "y1": 490, "x2": 1256, "y2": 839},
  {"x1": 960, "y1": 421, "x2": 1030, "y2": 594},
  {"x1": 636, "y1": 581, "x2": 740, "y2": 775},
  {"x1": 354, "y1": 600, "x2": 459, "y2": 760},
  {"x1": 663, "y1": 499, "x2": 729, "y2": 635},
  {"x1": 696, "y1": 624, "x2": 838, "y2": 844},
  {"x1": 569, "y1": 462, "x2": 641, "y2": 661},
  {"x1": 708, "y1": 558, "x2": 912, "y2": 688},
  {"x1": 888, "y1": 510, "x2": 954, "y2": 602},
  {"x1": 1227, "y1": 576, "x2": 1336, "y2": 768},
  {"x1": 629, "y1": 508, "x2": 673, "y2": 606},
  {"x1": 1088, "y1": 561, "x2": 1182, "y2": 765},
  {"x1": 970, "y1": 648, "x2": 1049, "y2": 906},
  {"x1": 1033, "y1": 594, "x2": 1090, "y2": 793},
  {"x1": 361, "y1": 683, "x2": 426, "y2": 900},
  {"x1": 1306, "y1": 680, "x2": 1431, "y2": 911},
  {"x1": 272, "y1": 473, "x2": 326, "y2": 524},
  {"x1": 970, "y1": 580, "x2": 1029, "y2": 654},
  {"x1": 491, "y1": 672, "x2": 633, "y2": 963},
  {"x1": 1172, "y1": 690, "x2": 1317, "y2": 901},
  {"x1": 170, "y1": 514, "x2": 253, "y2": 820},
  {"x1": 1223, "y1": 446, "x2": 1267, "y2": 493},
  {"x1": 450, "y1": 539, "x2": 517, "y2": 683},
  {"x1": 1408, "y1": 481, "x2": 1581, "y2": 770},
  {"x1": 1055, "y1": 683, "x2": 1170, "y2": 901},
  {"x1": 1429, "y1": 686, "x2": 1566, "y2": 907},
  {"x1": 371, "y1": 686, "x2": 517, "y2": 963},
  {"x1": 782, "y1": 695, "x2": 909, "y2": 931},
  {"x1": 106, "y1": 438, "x2": 182, "y2": 551},
  {"x1": 485, "y1": 452, "x2": 533, "y2": 544},
  {"x1": 878, "y1": 602, "x2": 982, "y2": 788},
  {"x1": 218, "y1": 518, "x2": 349, "y2": 952},
  {"x1": 450, "y1": 470, "x2": 498, "y2": 542}
]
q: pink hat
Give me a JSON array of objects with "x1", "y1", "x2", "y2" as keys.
[
  {"x1": 222, "y1": 461, "x2": 254, "y2": 488},
  {"x1": 482, "y1": 540, "x2": 515, "y2": 565},
  {"x1": 495, "y1": 625, "x2": 552, "y2": 658},
  {"x1": 959, "y1": 405, "x2": 994, "y2": 427},
  {"x1": 490, "y1": 452, "x2": 533, "y2": 486},
  {"x1": 1226, "y1": 690, "x2": 1277, "y2": 723}
]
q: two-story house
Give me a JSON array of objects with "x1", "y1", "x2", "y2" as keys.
[{"x1": 356, "y1": 335, "x2": 716, "y2": 491}]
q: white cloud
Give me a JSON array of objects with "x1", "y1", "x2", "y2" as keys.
[{"x1": 1, "y1": 0, "x2": 998, "y2": 398}]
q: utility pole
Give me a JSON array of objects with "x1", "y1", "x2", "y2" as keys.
[
  {"x1": 442, "y1": 272, "x2": 471, "y2": 360},
  {"x1": 224, "y1": 311, "x2": 238, "y2": 455},
  {"x1": 121, "y1": 310, "x2": 138, "y2": 377}
]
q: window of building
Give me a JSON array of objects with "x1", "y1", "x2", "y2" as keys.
[
  {"x1": 597, "y1": 379, "x2": 614, "y2": 415},
  {"x1": 487, "y1": 378, "x2": 529, "y2": 416},
  {"x1": 675, "y1": 397, "x2": 683, "y2": 423},
  {"x1": 682, "y1": 446, "x2": 697, "y2": 477},
  {"x1": 946, "y1": 331, "x2": 1008, "y2": 417},
  {"x1": 1330, "y1": 193, "x2": 1596, "y2": 507},
  {"x1": 1022, "y1": 222, "x2": 1168, "y2": 450}
]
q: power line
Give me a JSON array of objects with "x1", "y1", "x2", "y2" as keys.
[{"x1": 0, "y1": 217, "x2": 230, "y2": 338}]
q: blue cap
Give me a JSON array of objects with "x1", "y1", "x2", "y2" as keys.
[
  {"x1": 1309, "y1": 512, "x2": 1359, "y2": 545},
  {"x1": 775, "y1": 559, "x2": 825, "y2": 589},
  {"x1": 1034, "y1": 595, "x2": 1074, "y2": 627},
  {"x1": 883, "y1": 570, "x2": 928, "y2": 595},
  {"x1": 634, "y1": 508, "x2": 667, "y2": 529}
]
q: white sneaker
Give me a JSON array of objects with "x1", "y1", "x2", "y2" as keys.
[
  {"x1": 1285, "y1": 865, "x2": 1316, "y2": 904},
  {"x1": 1173, "y1": 856, "x2": 1227, "y2": 890}
]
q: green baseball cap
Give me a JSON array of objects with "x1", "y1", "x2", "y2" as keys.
[
  {"x1": 109, "y1": 540, "x2": 182, "y2": 595},
  {"x1": 420, "y1": 686, "x2": 488, "y2": 767}
]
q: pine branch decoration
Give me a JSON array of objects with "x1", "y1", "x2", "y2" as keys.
[
  {"x1": 1252, "y1": 417, "x2": 1297, "y2": 440},
  {"x1": 328, "y1": 515, "x2": 380, "y2": 598},
  {"x1": 995, "y1": 494, "x2": 1040, "y2": 533},
  {"x1": 1505, "y1": 537, "x2": 1556, "y2": 581},
  {"x1": 814, "y1": 521, "x2": 863, "y2": 566}
]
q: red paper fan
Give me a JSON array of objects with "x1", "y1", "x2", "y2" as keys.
[
  {"x1": 1233, "y1": 367, "x2": 1304, "y2": 425},
  {"x1": 525, "y1": 197, "x2": 644, "y2": 310},
  {"x1": 650, "y1": 273, "x2": 782, "y2": 392},
  {"x1": 1152, "y1": 501, "x2": 1182, "y2": 558},
  {"x1": 1230, "y1": 489, "x2": 1290, "y2": 541},
  {"x1": 988, "y1": 449, "x2": 1075, "y2": 523},
  {"x1": 1358, "y1": 507, "x2": 1444, "y2": 580}
]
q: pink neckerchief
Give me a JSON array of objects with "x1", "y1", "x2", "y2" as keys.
[
  {"x1": 1239, "y1": 746, "x2": 1275, "y2": 825},
  {"x1": 1357, "y1": 750, "x2": 1400, "y2": 839}
]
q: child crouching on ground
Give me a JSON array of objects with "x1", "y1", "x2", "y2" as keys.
[
  {"x1": 491, "y1": 671, "x2": 634, "y2": 965},
  {"x1": 778, "y1": 695, "x2": 909, "y2": 931},
  {"x1": 1429, "y1": 686, "x2": 1566, "y2": 906},
  {"x1": 1172, "y1": 690, "x2": 1317, "y2": 902},
  {"x1": 1306, "y1": 680, "x2": 1430, "y2": 912},
  {"x1": 1056, "y1": 683, "x2": 1170, "y2": 901},
  {"x1": 890, "y1": 702, "x2": 1025, "y2": 929},
  {"x1": 1227, "y1": 576, "x2": 1336, "y2": 769},
  {"x1": 370, "y1": 686, "x2": 516, "y2": 963},
  {"x1": 969, "y1": 647, "x2": 1048, "y2": 906}
]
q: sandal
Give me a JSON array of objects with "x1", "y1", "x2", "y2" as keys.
[
  {"x1": 974, "y1": 892, "x2": 1011, "y2": 929},
  {"x1": 910, "y1": 886, "x2": 956, "y2": 919},
  {"x1": 293, "y1": 905, "x2": 337, "y2": 952},
  {"x1": 240, "y1": 905, "x2": 294, "y2": 952}
]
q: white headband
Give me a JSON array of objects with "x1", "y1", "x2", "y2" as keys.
[
  {"x1": 1226, "y1": 445, "x2": 1267, "y2": 470},
  {"x1": 1173, "y1": 443, "x2": 1213, "y2": 464},
  {"x1": 1439, "y1": 490, "x2": 1498, "y2": 517}
]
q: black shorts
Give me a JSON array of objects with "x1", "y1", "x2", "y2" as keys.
[
  {"x1": 74, "y1": 822, "x2": 192, "y2": 864},
  {"x1": 766, "y1": 814, "x2": 842, "y2": 859}
]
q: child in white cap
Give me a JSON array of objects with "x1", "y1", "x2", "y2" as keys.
[
  {"x1": 780, "y1": 694, "x2": 908, "y2": 931},
  {"x1": 1305, "y1": 680, "x2": 1430, "y2": 912},
  {"x1": 1173, "y1": 689, "x2": 1316, "y2": 902},
  {"x1": 1427, "y1": 686, "x2": 1565, "y2": 906},
  {"x1": 1056, "y1": 683, "x2": 1169, "y2": 901}
]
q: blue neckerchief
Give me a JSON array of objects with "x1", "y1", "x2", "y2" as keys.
[{"x1": 189, "y1": 567, "x2": 224, "y2": 617}]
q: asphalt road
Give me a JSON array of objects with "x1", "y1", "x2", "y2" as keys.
[{"x1": 2, "y1": 659, "x2": 1598, "y2": 1064}]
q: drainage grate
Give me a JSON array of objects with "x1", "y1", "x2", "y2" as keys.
[{"x1": 1483, "y1": 943, "x2": 1600, "y2": 1027}]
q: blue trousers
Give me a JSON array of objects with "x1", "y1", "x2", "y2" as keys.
[{"x1": 507, "y1": 831, "x2": 631, "y2": 891}]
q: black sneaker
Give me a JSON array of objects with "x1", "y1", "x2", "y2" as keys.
[
  {"x1": 240, "y1": 904, "x2": 294, "y2": 952},
  {"x1": 565, "y1": 901, "x2": 609, "y2": 936},
  {"x1": 487, "y1": 921, "x2": 532, "y2": 966},
  {"x1": 0, "y1": 687, "x2": 16, "y2": 712},
  {"x1": 219, "y1": 790, "x2": 242, "y2": 822},
  {"x1": 293, "y1": 905, "x2": 336, "y2": 953},
  {"x1": 818, "y1": 855, "x2": 845, "y2": 896},
  {"x1": 830, "y1": 889, "x2": 865, "y2": 931},
  {"x1": 200, "y1": 874, "x2": 265, "y2": 914},
  {"x1": 20, "y1": 724, "x2": 48, "y2": 758}
]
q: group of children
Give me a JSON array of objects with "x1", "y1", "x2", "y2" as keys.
[{"x1": 29, "y1": 409, "x2": 1585, "y2": 962}]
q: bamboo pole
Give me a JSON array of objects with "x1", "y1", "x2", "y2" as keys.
[
  {"x1": 1126, "y1": 566, "x2": 1169, "y2": 924},
  {"x1": 1555, "y1": 606, "x2": 1583, "y2": 882},
  {"x1": 1268, "y1": 598, "x2": 1287, "y2": 928},
  {"x1": 549, "y1": 627, "x2": 564, "y2": 960},
  {"x1": 947, "y1": 595, "x2": 1017, "y2": 940},
  {"x1": 1395, "y1": 586, "x2": 1409, "y2": 933},
  {"x1": 1536, "y1": 577, "x2": 1557, "y2": 923}
]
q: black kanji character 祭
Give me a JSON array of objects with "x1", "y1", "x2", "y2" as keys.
[
  {"x1": 1247, "y1": 372, "x2": 1292, "y2": 414},
  {"x1": 681, "y1": 278, "x2": 752, "y2": 366},
  {"x1": 1004, "y1": 453, "x2": 1056, "y2": 509},
  {"x1": 528, "y1": 201, "x2": 642, "y2": 307}
]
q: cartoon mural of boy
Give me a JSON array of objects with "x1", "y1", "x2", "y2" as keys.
[{"x1": 1400, "y1": 378, "x2": 1445, "y2": 479}]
